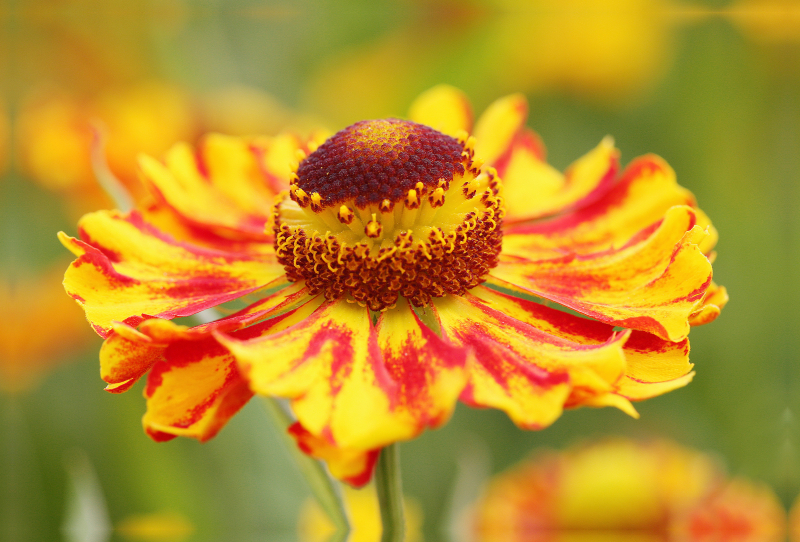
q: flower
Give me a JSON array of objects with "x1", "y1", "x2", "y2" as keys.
[
  {"x1": 472, "y1": 438, "x2": 786, "y2": 542},
  {"x1": 61, "y1": 85, "x2": 725, "y2": 485}
]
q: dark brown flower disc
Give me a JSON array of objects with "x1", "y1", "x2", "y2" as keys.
[{"x1": 294, "y1": 119, "x2": 466, "y2": 209}]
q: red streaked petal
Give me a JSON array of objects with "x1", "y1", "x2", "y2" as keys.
[
  {"x1": 288, "y1": 422, "x2": 379, "y2": 488},
  {"x1": 138, "y1": 135, "x2": 275, "y2": 241},
  {"x1": 219, "y1": 298, "x2": 467, "y2": 456},
  {"x1": 375, "y1": 300, "x2": 469, "y2": 430},
  {"x1": 467, "y1": 286, "x2": 695, "y2": 404},
  {"x1": 689, "y1": 282, "x2": 728, "y2": 327},
  {"x1": 143, "y1": 335, "x2": 253, "y2": 442},
  {"x1": 60, "y1": 209, "x2": 283, "y2": 337},
  {"x1": 503, "y1": 137, "x2": 619, "y2": 223},
  {"x1": 492, "y1": 205, "x2": 714, "y2": 342},
  {"x1": 615, "y1": 331, "x2": 694, "y2": 401},
  {"x1": 502, "y1": 154, "x2": 711, "y2": 258},
  {"x1": 98, "y1": 282, "x2": 310, "y2": 391},
  {"x1": 433, "y1": 292, "x2": 632, "y2": 429},
  {"x1": 100, "y1": 321, "x2": 168, "y2": 393}
]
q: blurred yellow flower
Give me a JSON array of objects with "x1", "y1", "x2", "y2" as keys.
[
  {"x1": 726, "y1": 0, "x2": 800, "y2": 43},
  {"x1": 304, "y1": 0, "x2": 683, "y2": 124},
  {"x1": 0, "y1": 265, "x2": 96, "y2": 393},
  {"x1": 15, "y1": 81, "x2": 312, "y2": 216},
  {"x1": 790, "y1": 492, "x2": 800, "y2": 542},
  {"x1": 473, "y1": 439, "x2": 786, "y2": 542},
  {"x1": 116, "y1": 512, "x2": 194, "y2": 542},
  {"x1": 16, "y1": 82, "x2": 198, "y2": 212},
  {"x1": 298, "y1": 485, "x2": 422, "y2": 542}
]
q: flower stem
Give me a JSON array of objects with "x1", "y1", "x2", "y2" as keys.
[
  {"x1": 90, "y1": 123, "x2": 133, "y2": 212},
  {"x1": 375, "y1": 443, "x2": 405, "y2": 542},
  {"x1": 261, "y1": 397, "x2": 350, "y2": 540}
]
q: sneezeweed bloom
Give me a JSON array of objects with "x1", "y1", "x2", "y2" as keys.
[
  {"x1": 473, "y1": 439, "x2": 786, "y2": 542},
  {"x1": 61, "y1": 85, "x2": 725, "y2": 485}
]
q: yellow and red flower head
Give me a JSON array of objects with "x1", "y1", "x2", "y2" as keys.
[
  {"x1": 473, "y1": 439, "x2": 785, "y2": 542},
  {"x1": 276, "y1": 118, "x2": 503, "y2": 310},
  {"x1": 61, "y1": 85, "x2": 725, "y2": 486}
]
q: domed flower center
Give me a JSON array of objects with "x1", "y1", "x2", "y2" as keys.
[{"x1": 273, "y1": 119, "x2": 504, "y2": 311}]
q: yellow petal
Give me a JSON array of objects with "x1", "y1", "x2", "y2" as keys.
[
  {"x1": 288, "y1": 423, "x2": 379, "y2": 487},
  {"x1": 688, "y1": 282, "x2": 728, "y2": 326},
  {"x1": 492, "y1": 205, "x2": 714, "y2": 342},
  {"x1": 503, "y1": 136, "x2": 619, "y2": 222},
  {"x1": 502, "y1": 153, "x2": 705, "y2": 258},
  {"x1": 220, "y1": 298, "x2": 468, "y2": 455},
  {"x1": 407, "y1": 85, "x2": 473, "y2": 137},
  {"x1": 472, "y1": 93, "x2": 528, "y2": 166},
  {"x1": 60, "y1": 210, "x2": 283, "y2": 337},
  {"x1": 143, "y1": 335, "x2": 253, "y2": 442},
  {"x1": 139, "y1": 135, "x2": 274, "y2": 241},
  {"x1": 434, "y1": 292, "x2": 633, "y2": 429}
]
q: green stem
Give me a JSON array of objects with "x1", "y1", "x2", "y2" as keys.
[
  {"x1": 375, "y1": 443, "x2": 405, "y2": 542},
  {"x1": 261, "y1": 398, "x2": 350, "y2": 541},
  {"x1": 90, "y1": 123, "x2": 133, "y2": 212}
]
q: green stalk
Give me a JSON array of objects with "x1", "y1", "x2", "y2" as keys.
[
  {"x1": 262, "y1": 398, "x2": 350, "y2": 541},
  {"x1": 375, "y1": 443, "x2": 405, "y2": 542},
  {"x1": 90, "y1": 123, "x2": 133, "y2": 212}
]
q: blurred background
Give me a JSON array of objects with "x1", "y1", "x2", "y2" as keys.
[{"x1": 2, "y1": 0, "x2": 799, "y2": 540}]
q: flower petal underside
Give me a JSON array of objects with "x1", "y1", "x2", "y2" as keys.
[
  {"x1": 60, "y1": 209, "x2": 284, "y2": 337},
  {"x1": 104, "y1": 283, "x2": 314, "y2": 441},
  {"x1": 688, "y1": 281, "x2": 729, "y2": 327},
  {"x1": 288, "y1": 422, "x2": 380, "y2": 487},
  {"x1": 143, "y1": 335, "x2": 253, "y2": 443}
]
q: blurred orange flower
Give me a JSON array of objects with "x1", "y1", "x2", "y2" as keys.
[{"x1": 473, "y1": 439, "x2": 786, "y2": 542}]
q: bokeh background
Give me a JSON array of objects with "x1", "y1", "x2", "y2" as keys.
[{"x1": 2, "y1": 0, "x2": 799, "y2": 540}]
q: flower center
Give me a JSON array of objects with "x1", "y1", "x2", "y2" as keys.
[{"x1": 273, "y1": 119, "x2": 504, "y2": 311}]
